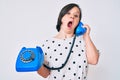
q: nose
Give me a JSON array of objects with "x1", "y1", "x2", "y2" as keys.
[{"x1": 70, "y1": 14, "x2": 74, "y2": 19}]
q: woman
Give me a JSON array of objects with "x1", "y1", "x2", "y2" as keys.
[{"x1": 37, "y1": 3, "x2": 99, "y2": 80}]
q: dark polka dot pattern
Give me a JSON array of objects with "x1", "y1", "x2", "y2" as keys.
[
  {"x1": 41, "y1": 36, "x2": 88, "y2": 80},
  {"x1": 60, "y1": 53, "x2": 62, "y2": 55},
  {"x1": 68, "y1": 67, "x2": 71, "y2": 70}
]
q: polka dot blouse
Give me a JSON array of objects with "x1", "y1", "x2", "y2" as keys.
[{"x1": 41, "y1": 35, "x2": 88, "y2": 80}]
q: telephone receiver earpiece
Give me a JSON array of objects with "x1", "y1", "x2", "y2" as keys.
[{"x1": 75, "y1": 22, "x2": 86, "y2": 36}]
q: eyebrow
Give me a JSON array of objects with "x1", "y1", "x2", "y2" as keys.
[{"x1": 74, "y1": 12, "x2": 80, "y2": 14}]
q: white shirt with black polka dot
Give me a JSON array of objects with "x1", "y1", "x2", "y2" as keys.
[{"x1": 41, "y1": 35, "x2": 88, "y2": 80}]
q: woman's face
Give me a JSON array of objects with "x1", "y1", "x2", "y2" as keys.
[{"x1": 61, "y1": 6, "x2": 80, "y2": 34}]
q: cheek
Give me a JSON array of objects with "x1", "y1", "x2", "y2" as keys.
[
  {"x1": 61, "y1": 16, "x2": 68, "y2": 23},
  {"x1": 74, "y1": 20, "x2": 79, "y2": 26},
  {"x1": 61, "y1": 18, "x2": 64, "y2": 23},
  {"x1": 76, "y1": 18, "x2": 80, "y2": 23}
]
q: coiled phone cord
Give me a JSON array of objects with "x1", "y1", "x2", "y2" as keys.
[{"x1": 43, "y1": 35, "x2": 76, "y2": 70}]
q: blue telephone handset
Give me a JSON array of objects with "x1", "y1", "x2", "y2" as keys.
[{"x1": 75, "y1": 22, "x2": 86, "y2": 36}]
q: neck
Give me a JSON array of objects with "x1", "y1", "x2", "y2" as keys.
[{"x1": 54, "y1": 31, "x2": 74, "y2": 39}]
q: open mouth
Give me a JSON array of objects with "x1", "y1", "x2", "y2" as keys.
[{"x1": 68, "y1": 21, "x2": 72, "y2": 28}]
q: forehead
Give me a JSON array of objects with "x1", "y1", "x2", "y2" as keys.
[{"x1": 69, "y1": 7, "x2": 80, "y2": 13}]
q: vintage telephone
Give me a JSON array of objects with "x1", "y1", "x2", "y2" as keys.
[
  {"x1": 15, "y1": 22, "x2": 86, "y2": 72},
  {"x1": 15, "y1": 46, "x2": 44, "y2": 72}
]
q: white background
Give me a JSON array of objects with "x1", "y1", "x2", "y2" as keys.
[{"x1": 0, "y1": 0, "x2": 120, "y2": 80}]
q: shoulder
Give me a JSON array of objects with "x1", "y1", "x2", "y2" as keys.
[{"x1": 76, "y1": 35, "x2": 84, "y2": 41}]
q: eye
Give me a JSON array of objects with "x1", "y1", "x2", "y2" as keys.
[{"x1": 74, "y1": 14, "x2": 79, "y2": 18}]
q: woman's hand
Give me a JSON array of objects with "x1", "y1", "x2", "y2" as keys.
[
  {"x1": 37, "y1": 65, "x2": 50, "y2": 78},
  {"x1": 83, "y1": 24, "x2": 91, "y2": 38},
  {"x1": 37, "y1": 60, "x2": 50, "y2": 78}
]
